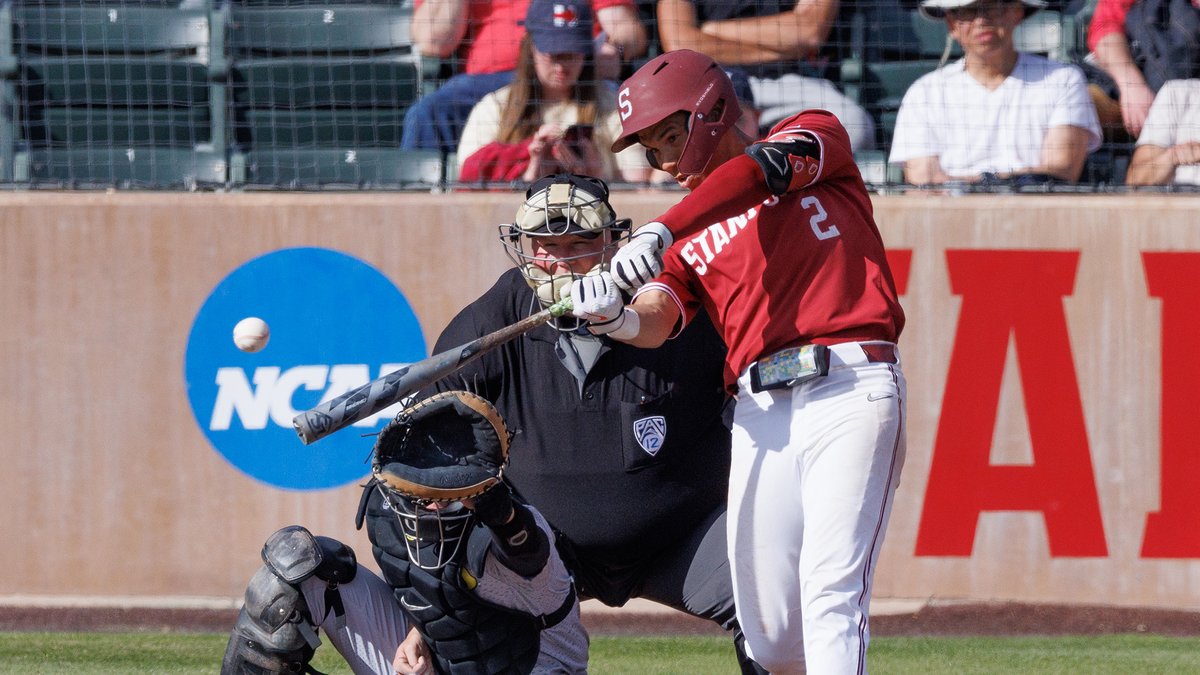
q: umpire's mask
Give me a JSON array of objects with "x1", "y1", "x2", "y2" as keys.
[{"x1": 499, "y1": 173, "x2": 631, "y2": 331}]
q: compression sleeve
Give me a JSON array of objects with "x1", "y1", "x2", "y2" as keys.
[{"x1": 482, "y1": 499, "x2": 551, "y2": 578}]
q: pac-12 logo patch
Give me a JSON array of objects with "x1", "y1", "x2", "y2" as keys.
[
  {"x1": 633, "y1": 416, "x2": 667, "y2": 456},
  {"x1": 185, "y1": 247, "x2": 427, "y2": 491}
]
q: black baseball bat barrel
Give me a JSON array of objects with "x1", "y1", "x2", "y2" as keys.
[{"x1": 293, "y1": 297, "x2": 573, "y2": 445}]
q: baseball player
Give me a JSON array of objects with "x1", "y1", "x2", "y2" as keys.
[
  {"x1": 569, "y1": 50, "x2": 907, "y2": 674},
  {"x1": 426, "y1": 173, "x2": 767, "y2": 674},
  {"x1": 221, "y1": 390, "x2": 587, "y2": 675}
]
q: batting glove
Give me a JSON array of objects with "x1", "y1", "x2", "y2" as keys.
[
  {"x1": 610, "y1": 222, "x2": 674, "y2": 292},
  {"x1": 570, "y1": 271, "x2": 624, "y2": 323}
]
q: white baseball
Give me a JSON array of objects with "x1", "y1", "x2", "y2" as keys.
[{"x1": 233, "y1": 317, "x2": 270, "y2": 353}]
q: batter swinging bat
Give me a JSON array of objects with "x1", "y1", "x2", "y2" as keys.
[{"x1": 292, "y1": 296, "x2": 574, "y2": 445}]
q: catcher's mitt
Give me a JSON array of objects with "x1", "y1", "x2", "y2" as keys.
[{"x1": 372, "y1": 390, "x2": 512, "y2": 502}]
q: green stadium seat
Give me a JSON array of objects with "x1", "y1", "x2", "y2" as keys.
[
  {"x1": 11, "y1": 5, "x2": 226, "y2": 186},
  {"x1": 1013, "y1": 10, "x2": 1074, "y2": 62},
  {"x1": 241, "y1": 109, "x2": 407, "y2": 146},
  {"x1": 842, "y1": 59, "x2": 942, "y2": 147},
  {"x1": 13, "y1": 147, "x2": 227, "y2": 189},
  {"x1": 854, "y1": 150, "x2": 904, "y2": 185},
  {"x1": 0, "y1": 4, "x2": 17, "y2": 181},
  {"x1": 232, "y1": 148, "x2": 444, "y2": 189},
  {"x1": 847, "y1": 2, "x2": 960, "y2": 63},
  {"x1": 228, "y1": 4, "x2": 424, "y2": 187},
  {"x1": 841, "y1": 4, "x2": 959, "y2": 151}
]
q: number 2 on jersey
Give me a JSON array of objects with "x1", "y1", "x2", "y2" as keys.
[{"x1": 801, "y1": 196, "x2": 840, "y2": 240}]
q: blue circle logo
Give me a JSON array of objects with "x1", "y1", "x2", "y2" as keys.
[{"x1": 185, "y1": 247, "x2": 427, "y2": 490}]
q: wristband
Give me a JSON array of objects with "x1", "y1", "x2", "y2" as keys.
[
  {"x1": 589, "y1": 307, "x2": 640, "y2": 340},
  {"x1": 639, "y1": 221, "x2": 674, "y2": 249}
]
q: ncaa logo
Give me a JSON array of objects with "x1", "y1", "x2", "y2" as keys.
[
  {"x1": 633, "y1": 416, "x2": 667, "y2": 456},
  {"x1": 185, "y1": 247, "x2": 427, "y2": 490}
]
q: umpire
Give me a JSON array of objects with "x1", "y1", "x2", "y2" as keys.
[{"x1": 427, "y1": 174, "x2": 765, "y2": 674}]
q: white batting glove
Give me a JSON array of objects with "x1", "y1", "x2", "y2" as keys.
[
  {"x1": 610, "y1": 222, "x2": 674, "y2": 292},
  {"x1": 570, "y1": 271, "x2": 624, "y2": 324}
]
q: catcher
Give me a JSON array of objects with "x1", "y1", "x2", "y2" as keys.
[{"x1": 221, "y1": 390, "x2": 587, "y2": 675}]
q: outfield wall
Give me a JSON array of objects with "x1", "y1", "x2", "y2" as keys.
[{"x1": 3, "y1": 191, "x2": 1200, "y2": 610}]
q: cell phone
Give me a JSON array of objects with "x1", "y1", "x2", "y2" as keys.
[
  {"x1": 562, "y1": 124, "x2": 593, "y2": 143},
  {"x1": 562, "y1": 124, "x2": 594, "y2": 152}
]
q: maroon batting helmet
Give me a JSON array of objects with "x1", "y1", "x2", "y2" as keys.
[{"x1": 611, "y1": 50, "x2": 743, "y2": 176}]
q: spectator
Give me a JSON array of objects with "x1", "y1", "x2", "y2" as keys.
[
  {"x1": 1087, "y1": 0, "x2": 1200, "y2": 139},
  {"x1": 889, "y1": 0, "x2": 1102, "y2": 185},
  {"x1": 655, "y1": 0, "x2": 877, "y2": 151},
  {"x1": 402, "y1": 0, "x2": 646, "y2": 155},
  {"x1": 456, "y1": 0, "x2": 653, "y2": 184},
  {"x1": 1125, "y1": 79, "x2": 1200, "y2": 185}
]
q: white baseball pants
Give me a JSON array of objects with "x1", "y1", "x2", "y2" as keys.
[
  {"x1": 302, "y1": 566, "x2": 411, "y2": 675},
  {"x1": 728, "y1": 342, "x2": 907, "y2": 675}
]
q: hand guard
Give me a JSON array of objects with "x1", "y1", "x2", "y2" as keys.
[
  {"x1": 609, "y1": 222, "x2": 674, "y2": 292},
  {"x1": 372, "y1": 391, "x2": 511, "y2": 502},
  {"x1": 745, "y1": 130, "x2": 822, "y2": 195}
]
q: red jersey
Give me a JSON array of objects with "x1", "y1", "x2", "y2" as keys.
[
  {"x1": 414, "y1": 0, "x2": 636, "y2": 75},
  {"x1": 635, "y1": 110, "x2": 905, "y2": 392}
]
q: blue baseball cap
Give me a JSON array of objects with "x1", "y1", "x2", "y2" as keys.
[{"x1": 524, "y1": 0, "x2": 593, "y2": 56}]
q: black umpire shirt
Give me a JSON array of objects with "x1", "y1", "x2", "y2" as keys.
[{"x1": 429, "y1": 269, "x2": 732, "y2": 586}]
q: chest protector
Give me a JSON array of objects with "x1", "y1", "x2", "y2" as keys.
[{"x1": 359, "y1": 483, "x2": 542, "y2": 675}]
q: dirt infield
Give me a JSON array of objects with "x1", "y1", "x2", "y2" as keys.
[{"x1": 2, "y1": 603, "x2": 1199, "y2": 637}]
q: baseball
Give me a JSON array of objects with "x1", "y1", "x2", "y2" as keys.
[{"x1": 233, "y1": 317, "x2": 270, "y2": 353}]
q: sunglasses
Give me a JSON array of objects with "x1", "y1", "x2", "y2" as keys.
[{"x1": 946, "y1": 0, "x2": 1017, "y2": 21}]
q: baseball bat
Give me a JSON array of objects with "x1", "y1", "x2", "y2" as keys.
[{"x1": 292, "y1": 296, "x2": 574, "y2": 445}]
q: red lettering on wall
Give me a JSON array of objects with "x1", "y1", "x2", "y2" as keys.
[
  {"x1": 887, "y1": 249, "x2": 913, "y2": 294},
  {"x1": 1141, "y1": 253, "x2": 1200, "y2": 558},
  {"x1": 916, "y1": 250, "x2": 1106, "y2": 557}
]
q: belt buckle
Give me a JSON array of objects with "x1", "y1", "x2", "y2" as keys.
[{"x1": 749, "y1": 344, "x2": 830, "y2": 393}]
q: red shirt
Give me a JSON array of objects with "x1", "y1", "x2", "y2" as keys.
[
  {"x1": 1087, "y1": 0, "x2": 1136, "y2": 53},
  {"x1": 414, "y1": 0, "x2": 635, "y2": 75},
  {"x1": 636, "y1": 110, "x2": 905, "y2": 392}
]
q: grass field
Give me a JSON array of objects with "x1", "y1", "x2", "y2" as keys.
[{"x1": 2, "y1": 632, "x2": 1200, "y2": 673}]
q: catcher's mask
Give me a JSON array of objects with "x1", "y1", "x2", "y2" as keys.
[
  {"x1": 372, "y1": 391, "x2": 512, "y2": 570},
  {"x1": 499, "y1": 173, "x2": 631, "y2": 331}
]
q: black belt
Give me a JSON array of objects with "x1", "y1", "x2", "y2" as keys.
[{"x1": 749, "y1": 342, "x2": 896, "y2": 394}]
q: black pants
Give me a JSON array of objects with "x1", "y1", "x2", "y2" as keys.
[{"x1": 562, "y1": 508, "x2": 769, "y2": 675}]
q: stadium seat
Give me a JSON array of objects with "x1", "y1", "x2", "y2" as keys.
[
  {"x1": 841, "y1": 3, "x2": 959, "y2": 151},
  {"x1": 10, "y1": 4, "x2": 226, "y2": 186},
  {"x1": 227, "y1": 4, "x2": 426, "y2": 187},
  {"x1": 840, "y1": 59, "x2": 940, "y2": 147},
  {"x1": 855, "y1": 150, "x2": 904, "y2": 186},
  {"x1": 1013, "y1": 10, "x2": 1074, "y2": 62},
  {"x1": 0, "y1": 4, "x2": 17, "y2": 181},
  {"x1": 13, "y1": 147, "x2": 227, "y2": 189},
  {"x1": 231, "y1": 147, "x2": 444, "y2": 189}
]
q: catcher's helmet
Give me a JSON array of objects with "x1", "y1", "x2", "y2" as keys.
[
  {"x1": 611, "y1": 50, "x2": 742, "y2": 176},
  {"x1": 372, "y1": 391, "x2": 512, "y2": 570},
  {"x1": 499, "y1": 174, "x2": 631, "y2": 329}
]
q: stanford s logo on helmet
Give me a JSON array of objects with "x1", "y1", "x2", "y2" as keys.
[{"x1": 610, "y1": 50, "x2": 742, "y2": 176}]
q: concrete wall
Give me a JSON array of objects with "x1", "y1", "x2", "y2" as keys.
[{"x1": 3, "y1": 191, "x2": 1200, "y2": 610}]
